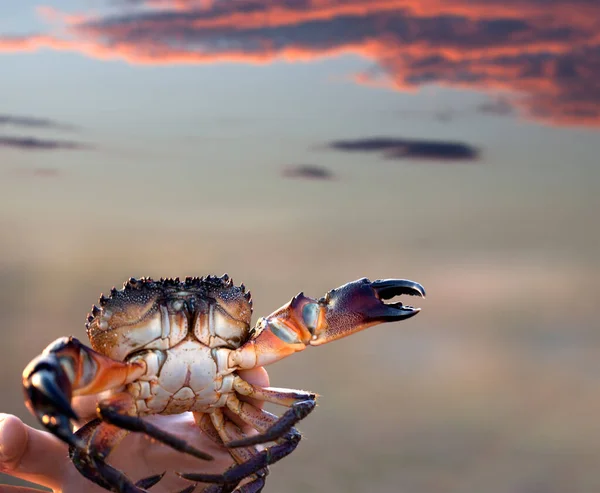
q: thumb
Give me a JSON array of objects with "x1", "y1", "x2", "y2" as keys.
[{"x1": 0, "y1": 414, "x2": 68, "y2": 490}]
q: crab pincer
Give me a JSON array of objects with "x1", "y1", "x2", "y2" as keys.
[
  {"x1": 23, "y1": 344, "x2": 84, "y2": 449},
  {"x1": 311, "y1": 277, "x2": 426, "y2": 341},
  {"x1": 229, "y1": 277, "x2": 426, "y2": 370}
]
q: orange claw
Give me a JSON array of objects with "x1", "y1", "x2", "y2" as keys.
[
  {"x1": 22, "y1": 337, "x2": 146, "y2": 449},
  {"x1": 230, "y1": 278, "x2": 425, "y2": 369}
]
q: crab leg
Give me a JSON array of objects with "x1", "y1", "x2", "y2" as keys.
[
  {"x1": 223, "y1": 391, "x2": 314, "y2": 448},
  {"x1": 78, "y1": 392, "x2": 211, "y2": 493},
  {"x1": 189, "y1": 415, "x2": 240, "y2": 493},
  {"x1": 229, "y1": 377, "x2": 319, "y2": 447},
  {"x1": 70, "y1": 419, "x2": 195, "y2": 493},
  {"x1": 69, "y1": 418, "x2": 127, "y2": 491},
  {"x1": 179, "y1": 429, "x2": 300, "y2": 488},
  {"x1": 22, "y1": 336, "x2": 146, "y2": 448},
  {"x1": 189, "y1": 401, "x2": 280, "y2": 492},
  {"x1": 232, "y1": 377, "x2": 316, "y2": 407},
  {"x1": 225, "y1": 394, "x2": 279, "y2": 434},
  {"x1": 210, "y1": 409, "x2": 267, "y2": 492},
  {"x1": 229, "y1": 278, "x2": 425, "y2": 370},
  {"x1": 182, "y1": 409, "x2": 268, "y2": 493},
  {"x1": 190, "y1": 415, "x2": 266, "y2": 493},
  {"x1": 98, "y1": 392, "x2": 214, "y2": 461},
  {"x1": 180, "y1": 406, "x2": 298, "y2": 492},
  {"x1": 195, "y1": 412, "x2": 224, "y2": 445}
]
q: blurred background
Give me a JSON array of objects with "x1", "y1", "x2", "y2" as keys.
[{"x1": 1, "y1": 1, "x2": 599, "y2": 492}]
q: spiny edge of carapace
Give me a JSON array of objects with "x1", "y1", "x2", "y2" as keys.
[{"x1": 85, "y1": 274, "x2": 252, "y2": 331}]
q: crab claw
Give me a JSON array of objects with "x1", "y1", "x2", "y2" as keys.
[
  {"x1": 22, "y1": 354, "x2": 84, "y2": 449},
  {"x1": 230, "y1": 278, "x2": 425, "y2": 369},
  {"x1": 311, "y1": 277, "x2": 425, "y2": 345}
]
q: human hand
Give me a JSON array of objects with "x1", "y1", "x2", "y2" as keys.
[{"x1": 0, "y1": 368, "x2": 269, "y2": 493}]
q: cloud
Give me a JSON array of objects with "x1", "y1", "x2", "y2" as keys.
[
  {"x1": 0, "y1": 114, "x2": 76, "y2": 130},
  {"x1": 283, "y1": 164, "x2": 334, "y2": 180},
  {"x1": 1, "y1": 1, "x2": 599, "y2": 126},
  {"x1": 329, "y1": 137, "x2": 480, "y2": 161},
  {"x1": 0, "y1": 136, "x2": 90, "y2": 151}
]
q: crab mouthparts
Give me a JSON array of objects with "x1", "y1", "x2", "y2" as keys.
[{"x1": 371, "y1": 279, "x2": 426, "y2": 315}]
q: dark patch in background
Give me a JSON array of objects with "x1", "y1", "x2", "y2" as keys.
[
  {"x1": 0, "y1": 114, "x2": 77, "y2": 131},
  {"x1": 283, "y1": 164, "x2": 334, "y2": 180},
  {"x1": 329, "y1": 137, "x2": 480, "y2": 161},
  {"x1": 0, "y1": 136, "x2": 90, "y2": 151}
]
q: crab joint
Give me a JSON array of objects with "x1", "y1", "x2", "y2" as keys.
[
  {"x1": 229, "y1": 292, "x2": 320, "y2": 369},
  {"x1": 229, "y1": 278, "x2": 425, "y2": 370}
]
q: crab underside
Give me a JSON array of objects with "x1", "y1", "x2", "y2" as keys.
[{"x1": 22, "y1": 276, "x2": 425, "y2": 493}]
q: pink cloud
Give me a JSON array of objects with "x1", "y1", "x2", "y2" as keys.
[{"x1": 1, "y1": 0, "x2": 598, "y2": 126}]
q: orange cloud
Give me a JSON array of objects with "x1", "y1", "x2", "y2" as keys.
[{"x1": 1, "y1": 0, "x2": 599, "y2": 126}]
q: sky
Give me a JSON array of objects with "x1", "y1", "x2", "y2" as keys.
[
  {"x1": 1, "y1": 2, "x2": 599, "y2": 492},
  {"x1": 0, "y1": 0, "x2": 597, "y2": 293},
  {"x1": 1, "y1": 0, "x2": 598, "y2": 260}
]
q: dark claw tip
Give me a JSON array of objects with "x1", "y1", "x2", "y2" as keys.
[
  {"x1": 177, "y1": 486, "x2": 197, "y2": 493},
  {"x1": 57, "y1": 426, "x2": 87, "y2": 450},
  {"x1": 177, "y1": 472, "x2": 225, "y2": 484},
  {"x1": 371, "y1": 279, "x2": 426, "y2": 299},
  {"x1": 27, "y1": 369, "x2": 79, "y2": 422},
  {"x1": 135, "y1": 471, "x2": 167, "y2": 489},
  {"x1": 189, "y1": 448, "x2": 214, "y2": 461}
]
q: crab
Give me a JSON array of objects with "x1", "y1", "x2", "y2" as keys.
[{"x1": 22, "y1": 275, "x2": 425, "y2": 493}]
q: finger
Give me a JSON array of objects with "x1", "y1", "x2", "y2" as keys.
[
  {"x1": 227, "y1": 368, "x2": 270, "y2": 434},
  {"x1": 119, "y1": 414, "x2": 235, "y2": 481},
  {"x1": 238, "y1": 367, "x2": 270, "y2": 388},
  {"x1": 71, "y1": 395, "x2": 100, "y2": 430},
  {"x1": 237, "y1": 367, "x2": 269, "y2": 409},
  {"x1": 0, "y1": 414, "x2": 68, "y2": 490}
]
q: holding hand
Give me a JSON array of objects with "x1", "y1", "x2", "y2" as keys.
[{"x1": 0, "y1": 369, "x2": 268, "y2": 493}]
